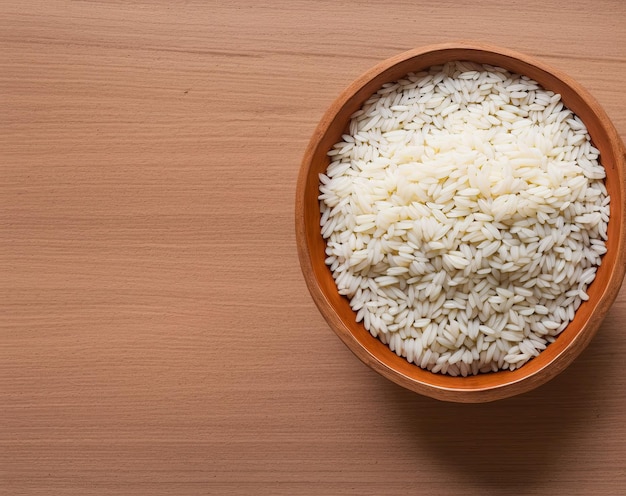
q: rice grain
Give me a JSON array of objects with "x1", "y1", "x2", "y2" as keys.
[{"x1": 319, "y1": 61, "x2": 609, "y2": 375}]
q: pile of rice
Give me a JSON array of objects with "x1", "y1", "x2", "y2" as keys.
[{"x1": 319, "y1": 61, "x2": 609, "y2": 376}]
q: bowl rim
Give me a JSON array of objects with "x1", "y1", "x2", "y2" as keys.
[{"x1": 296, "y1": 41, "x2": 626, "y2": 402}]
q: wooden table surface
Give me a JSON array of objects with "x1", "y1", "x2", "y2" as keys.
[{"x1": 2, "y1": 1, "x2": 626, "y2": 494}]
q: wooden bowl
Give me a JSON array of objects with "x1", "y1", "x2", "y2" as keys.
[{"x1": 295, "y1": 42, "x2": 626, "y2": 402}]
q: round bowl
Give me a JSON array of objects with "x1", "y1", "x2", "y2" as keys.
[{"x1": 296, "y1": 42, "x2": 626, "y2": 402}]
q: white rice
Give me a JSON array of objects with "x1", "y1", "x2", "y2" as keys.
[{"x1": 319, "y1": 61, "x2": 609, "y2": 376}]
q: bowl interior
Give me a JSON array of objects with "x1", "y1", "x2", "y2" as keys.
[{"x1": 297, "y1": 44, "x2": 626, "y2": 402}]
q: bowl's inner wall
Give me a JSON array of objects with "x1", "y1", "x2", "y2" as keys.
[{"x1": 302, "y1": 47, "x2": 624, "y2": 394}]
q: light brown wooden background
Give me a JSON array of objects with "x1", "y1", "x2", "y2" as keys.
[{"x1": 2, "y1": 1, "x2": 626, "y2": 495}]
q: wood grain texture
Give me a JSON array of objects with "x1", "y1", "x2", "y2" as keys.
[{"x1": 1, "y1": 0, "x2": 625, "y2": 494}]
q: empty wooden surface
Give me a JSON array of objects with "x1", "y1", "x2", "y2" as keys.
[{"x1": 1, "y1": 1, "x2": 625, "y2": 494}]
